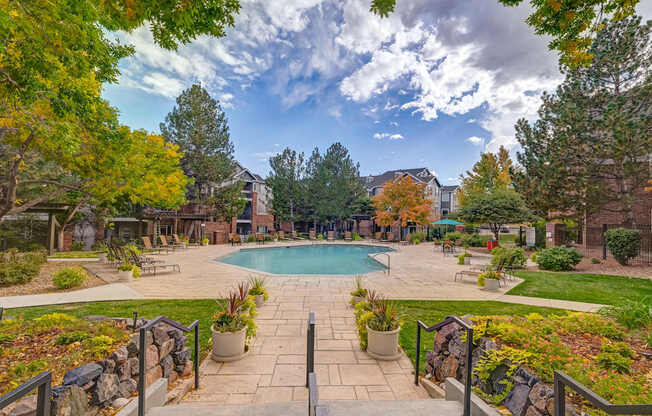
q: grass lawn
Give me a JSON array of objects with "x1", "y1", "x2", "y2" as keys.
[
  {"x1": 508, "y1": 271, "x2": 652, "y2": 305},
  {"x1": 396, "y1": 300, "x2": 567, "y2": 374},
  {"x1": 48, "y1": 251, "x2": 100, "y2": 258},
  {"x1": 9, "y1": 299, "x2": 217, "y2": 361}
]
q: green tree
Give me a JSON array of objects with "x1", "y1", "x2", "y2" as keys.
[
  {"x1": 514, "y1": 16, "x2": 651, "y2": 225},
  {"x1": 459, "y1": 189, "x2": 532, "y2": 240},
  {"x1": 210, "y1": 181, "x2": 247, "y2": 234},
  {"x1": 0, "y1": 0, "x2": 240, "y2": 223},
  {"x1": 160, "y1": 84, "x2": 235, "y2": 202},
  {"x1": 301, "y1": 148, "x2": 326, "y2": 231},
  {"x1": 369, "y1": 0, "x2": 640, "y2": 68},
  {"x1": 458, "y1": 146, "x2": 513, "y2": 208},
  {"x1": 267, "y1": 148, "x2": 305, "y2": 232}
]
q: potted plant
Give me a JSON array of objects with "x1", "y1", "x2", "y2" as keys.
[
  {"x1": 211, "y1": 283, "x2": 257, "y2": 362},
  {"x1": 117, "y1": 262, "x2": 134, "y2": 282},
  {"x1": 182, "y1": 235, "x2": 189, "y2": 246},
  {"x1": 248, "y1": 276, "x2": 269, "y2": 307},
  {"x1": 350, "y1": 276, "x2": 368, "y2": 306},
  {"x1": 365, "y1": 297, "x2": 401, "y2": 360},
  {"x1": 202, "y1": 237, "x2": 209, "y2": 246},
  {"x1": 478, "y1": 267, "x2": 501, "y2": 290}
]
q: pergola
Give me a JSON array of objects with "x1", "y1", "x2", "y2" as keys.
[{"x1": 23, "y1": 203, "x2": 71, "y2": 255}]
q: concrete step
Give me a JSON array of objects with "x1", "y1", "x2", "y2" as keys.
[{"x1": 148, "y1": 399, "x2": 463, "y2": 416}]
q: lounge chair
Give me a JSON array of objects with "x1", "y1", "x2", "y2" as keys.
[
  {"x1": 160, "y1": 235, "x2": 184, "y2": 250},
  {"x1": 455, "y1": 258, "x2": 507, "y2": 285},
  {"x1": 122, "y1": 246, "x2": 161, "y2": 265},
  {"x1": 345, "y1": 232, "x2": 352, "y2": 241},
  {"x1": 229, "y1": 233, "x2": 242, "y2": 246},
  {"x1": 141, "y1": 237, "x2": 169, "y2": 255},
  {"x1": 256, "y1": 233, "x2": 264, "y2": 245},
  {"x1": 327, "y1": 231, "x2": 335, "y2": 241},
  {"x1": 309, "y1": 230, "x2": 316, "y2": 240},
  {"x1": 279, "y1": 231, "x2": 288, "y2": 240},
  {"x1": 129, "y1": 251, "x2": 180, "y2": 275},
  {"x1": 173, "y1": 233, "x2": 199, "y2": 248},
  {"x1": 292, "y1": 230, "x2": 302, "y2": 240}
]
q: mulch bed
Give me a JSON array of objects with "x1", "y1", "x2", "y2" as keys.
[{"x1": 0, "y1": 262, "x2": 108, "y2": 297}]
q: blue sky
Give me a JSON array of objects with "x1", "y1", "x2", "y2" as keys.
[{"x1": 103, "y1": 0, "x2": 652, "y2": 184}]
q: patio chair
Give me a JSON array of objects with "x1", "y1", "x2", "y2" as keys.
[
  {"x1": 160, "y1": 235, "x2": 184, "y2": 250},
  {"x1": 279, "y1": 231, "x2": 288, "y2": 240},
  {"x1": 327, "y1": 231, "x2": 335, "y2": 241},
  {"x1": 229, "y1": 233, "x2": 242, "y2": 246},
  {"x1": 141, "y1": 237, "x2": 169, "y2": 255},
  {"x1": 173, "y1": 233, "x2": 199, "y2": 248},
  {"x1": 292, "y1": 230, "x2": 303, "y2": 240},
  {"x1": 256, "y1": 233, "x2": 264, "y2": 245},
  {"x1": 400, "y1": 233, "x2": 411, "y2": 245},
  {"x1": 309, "y1": 230, "x2": 316, "y2": 240},
  {"x1": 129, "y1": 251, "x2": 180, "y2": 275},
  {"x1": 122, "y1": 246, "x2": 161, "y2": 265},
  {"x1": 442, "y1": 240, "x2": 455, "y2": 255},
  {"x1": 345, "y1": 231, "x2": 352, "y2": 241}
]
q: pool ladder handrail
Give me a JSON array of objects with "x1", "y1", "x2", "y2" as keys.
[{"x1": 368, "y1": 252, "x2": 390, "y2": 274}]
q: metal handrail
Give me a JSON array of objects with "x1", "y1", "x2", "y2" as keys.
[
  {"x1": 306, "y1": 312, "x2": 315, "y2": 387},
  {"x1": 0, "y1": 371, "x2": 51, "y2": 416},
  {"x1": 554, "y1": 371, "x2": 652, "y2": 415},
  {"x1": 415, "y1": 316, "x2": 473, "y2": 416},
  {"x1": 137, "y1": 316, "x2": 200, "y2": 416},
  {"x1": 370, "y1": 252, "x2": 390, "y2": 274}
]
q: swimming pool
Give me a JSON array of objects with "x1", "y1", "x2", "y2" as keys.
[{"x1": 218, "y1": 244, "x2": 392, "y2": 275}]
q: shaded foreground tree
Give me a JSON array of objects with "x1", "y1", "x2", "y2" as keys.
[
  {"x1": 372, "y1": 176, "x2": 432, "y2": 240},
  {"x1": 160, "y1": 84, "x2": 235, "y2": 202},
  {"x1": 459, "y1": 189, "x2": 532, "y2": 241}
]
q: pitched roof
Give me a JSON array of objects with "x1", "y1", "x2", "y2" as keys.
[
  {"x1": 363, "y1": 168, "x2": 439, "y2": 190},
  {"x1": 441, "y1": 185, "x2": 459, "y2": 192}
]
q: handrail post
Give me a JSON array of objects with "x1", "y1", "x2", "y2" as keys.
[
  {"x1": 306, "y1": 312, "x2": 315, "y2": 387},
  {"x1": 554, "y1": 372, "x2": 565, "y2": 416},
  {"x1": 414, "y1": 323, "x2": 421, "y2": 386},
  {"x1": 194, "y1": 323, "x2": 200, "y2": 389},
  {"x1": 463, "y1": 326, "x2": 473, "y2": 416},
  {"x1": 35, "y1": 372, "x2": 51, "y2": 416},
  {"x1": 138, "y1": 327, "x2": 146, "y2": 416}
]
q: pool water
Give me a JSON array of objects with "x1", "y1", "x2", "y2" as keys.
[{"x1": 218, "y1": 244, "x2": 392, "y2": 275}]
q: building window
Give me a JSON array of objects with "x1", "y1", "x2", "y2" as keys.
[{"x1": 442, "y1": 192, "x2": 450, "y2": 202}]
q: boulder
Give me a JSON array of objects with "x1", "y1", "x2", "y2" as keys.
[
  {"x1": 529, "y1": 382, "x2": 553, "y2": 412},
  {"x1": 118, "y1": 379, "x2": 137, "y2": 398},
  {"x1": 145, "y1": 344, "x2": 160, "y2": 369},
  {"x1": 145, "y1": 365, "x2": 163, "y2": 387},
  {"x1": 153, "y1": 326, "x2": 170, "y2": 346},
  {"x1": 8, "y1": 396, "x2": 36, "y2": 416},
  {"x1": 128, "y1": 357, "x2": 140, "y2": 376},
  {"x1": 92, "y1": 373, "x2": 119, "y2": 405},
  {"x1": 514, "y1": 368, "x2": 539, "y2": 387},
  {"x1": 129, "y1": 331, "x2": 153, "y2": 350},
  {"x1": 51, "y1": 385, "x2": 88, "y2": 416},
  {"x1": 173, "y1": 335, "x2": 188, "y2": 352},
  {"x1": 440, "y1": 356, "x2": 459, "y2": 379},
  {"x1": 172, "y1": 348, "x2": 190, "y2": 365},
  {"x1": 126, "y1": 342, "x2": 139, "y2": 358},
  {"x1": 97, "y1": 359, "x2": 115, "y2": 374},
  {"x1": 116, "y1": 359, "x2": 131, "y2": 382},
  {"x1": 158, "y1": 338, "x2": 175, "y2": 359},
  {"x1": 160, "y1": 355, "x2": 174, "y2": 378},
  {"x1": 525, "y1": 406, "x2": 543, "y2": 416},
  {"x1": 167, "y1": 328, "x2": 183, "y2": 341},
  {"x1": 111, "y1": 398, "x2": 130, "y2": 409},
  {"x1": 62, "y1": 363, "x2": 103, "y2": 387},
  {"x1": 433, "y1": 322, "x2": 460, "y2": 350},
  {"x1": 448, "y1": 335, "x2": 465, "y2": 359},
  {"x1": 505, "y1": 384, "x2": 531, "y2": 416},
  {"x1": 431, "y1": 356, "x2": 444, "y2": 381},
  {"x1": 179, "y1": 360, "x2": 193, "y2": 377},
  {"x1": 489, "y1": 364, "x2": 510, "y2": 395},
  {"x1": 111, "y1": 346, "x2": 128, "y2": 364},
  {"x1": 168, "y1": 370, "x2": 178, "y2": 385}
]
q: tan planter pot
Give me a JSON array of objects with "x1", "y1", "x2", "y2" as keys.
[
  {"x1": 484, "y1": 279, "x2": 500, "y2": 290},
  {"x1": 254, "y1": 294, "x2": 265, "y2": 307},
  {"x1": 117, "y1": 270, "x2": 133, "y2": 282},
  {"x1": 211, "y1": 325, "x2": 248, "y2": 362},
  {"x1": 463, "y1": 256, "x2": 471, "y2": 265},
  {"x1": 366, "y1": 325, "x2": 402, "y2": 361}
]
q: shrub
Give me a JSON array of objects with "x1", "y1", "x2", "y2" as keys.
[
  {"x1": 599, "y1": 297, "x2": 652, "y2": 330},
  {"x1": 350, "y1": 276, "x2": 368, "y2": 298},
  {"x1": 410, "y1": 232, "x2": 426, "y2": 244},
  {"x1": 604, "y1": 228, "x2": 641, "y2": 265},
  {"x1": 529, "y1": 252, "x2": 538, "y2": 262},
  {"x1": 443, "y1": 231, "x2": 463, "y2": 242},
  {"x1": 0, "y1": 259, "x2": 41, "y2": 286},
  {"x1": 597, "y1": 352, "x2": 632, "y2": 373},
  {"x1": 52, "y1": 267, "x2": 88, "y2": 289},
  {"x1": 317, "y1": 233, "x2": 324, "y2": 240},
  {"x1": 247, "y1": 234, "x2": 256, "y2": 243},
  {"x1": 601, "y1": 341, "x2": 634, "y2": 359},
  {"x1": 202, "y1": 237, "x2": 209, "y2": 245},
  {"x1": 478, "y1": 267, "x2": 501, "y2": 287},
  {"x1": 461, "y1": 233, "x2": 485, "y2": 247},
  {"x1": 132, "y1": 266, "x2": 141, "y2": 278},
  {"x1": 591, "y1": 257, "x2": 601, "y2": 264},
  {"x1": 69, "y1": 241, "x2": 85, "y2": 251},
  {"x1": 213, "y1": 282, "x2": 258, "y2": 343},
  {"x1": 491, "y1": 247, "x2": 526, "y2": 268},
  {"x1": 248, "y1": 275, "x2": 269, "y2": 300},
  {"x1": 56, "y1": 331, "x2": 91, "y2": 345},
  {"x1": 536, "y1": 246, "x2": 582, "y2": 271},
  {"x1": 25, "y1": 243, "x2": 46, "y2": 252}
]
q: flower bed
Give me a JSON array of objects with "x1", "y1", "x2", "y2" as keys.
[{"x1": 424, "y1": 312, "x2": 651, "y2": 415}]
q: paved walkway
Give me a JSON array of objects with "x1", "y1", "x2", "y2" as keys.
[
  {"x1": 0, "y1": 283, "x2": 143, "y2": 309},
  {"x1": 184, "y1": 290, "x2": 428, "y2": 404}
]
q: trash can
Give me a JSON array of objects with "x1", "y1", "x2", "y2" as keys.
[{"x1": 487, "y1": 239, "x2": 499, "y2": 251}]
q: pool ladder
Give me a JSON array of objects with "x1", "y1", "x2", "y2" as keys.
[{"x1": 367, "y1": 253, "x2": 390, "y2": 274}]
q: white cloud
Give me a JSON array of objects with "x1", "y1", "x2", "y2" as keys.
[
  {"x1": 373, "y1": 132, "x2": 404, "y2": 140},
  {"x1": 253, "y1": 151, "x2": 279, "y2": 162},
  {"x1": 390, "y1": 121, "x2": 399, "y2": 127},
  {"x1": 466, "y1": 136, "x2": 483, "y2": 145}
]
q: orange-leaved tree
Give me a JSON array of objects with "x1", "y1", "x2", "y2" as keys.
[{"x1": 372, "y1": 176, "x2": 432, "y2": 240}]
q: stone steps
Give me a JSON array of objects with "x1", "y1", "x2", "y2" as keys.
[{"x1": 148, "y1": 399, "x2": 463, "y2": 416}]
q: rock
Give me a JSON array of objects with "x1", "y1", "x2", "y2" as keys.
[
  {"x1": 172, "y1": 348, "x2": 190, "y2": 365},
  {"x1": 80, "y1": 381, "x2": 95, "y2": 391},
  {"x1": 8, "y1": 396, "x2": 36, "y2": 416},
  {"x1": 489, "y1": 364, "x2": 510, "y2": 395},
  {"x1": 134, "y1": 318, "x2": 149, "y2": 329},
  {"x1": 129, "y1": 331, "x2": 153, "y2": 350},
  {"x1": 128, "y1": 357, "x2": 140, "y2": 376},
  {"x1": 433, "y1": 322, "x2": 460, "y2": 350},
  {"x1": 126, "y1": 342, "x2": 139, "y2": 358},
  {"x1": 145, "y1": 365, "x2": 163, "y2": 387},
  {"x1": 440, "y1": 356, "x2": 459, "y2": 379},
  {"x1": 118, "y1": 379, "x2": 137, "y2": 398},
  {"x1": 425, "y1": 350, "x2": 434, "y2": 363},
  {"x1": 92, "y1": 373, "x2": 119, "y2": 405},
  {"x1": 168, "y1": 370, "x2": 178, "y2": 385},
  {"x1": 505, "y1": 383, "x2": 531, "y2": 416},
  {"x1": 158, "y1": 338, "x2": 175, "y2": 359},
  {"x1": 111, "y1": 318, "x2": 129, "y2": 328},
  {"x1": 116, "y1": 359, "x2": 131, "y2": 382},
  {"x1": 97, "y1": 359, "x2": 115, "y2": 374},
  {"x1": 179, "y1": 360, "x2": 193, "y2": 377},
  {"x1": 111, "y1": 346, "x2": 128, "y2": 364},
  {"x1": 173, "y1": 335, "x2": 188, "y2": 352},
  {"x1": 62, "y1": 363, "x2": 103, "y2": 387},
  {"x1": 111, "y1": 398, "x2": 129, "y2": 409},
  {"x1": 83, "y1": 315, "x2": 110, "y2": 322},
  {"x1": 153, "y1": 326, "x2": 170, "y2": 346},
  {"x1": 145, "y1": 344, "x2": 160, "y2": 369},
  {"x1": 514, "y1": 368, "x2": 539, "y2": 387},
  {"x1": 51, "y1": 385, "x2": 88, "y2": 416},
  {"x1": 431, "y1": 356, "x2": 444, "y2": 382},
  {"x1": 167, "y1": 328, "x2": 183, "y2": 341},
  {"x1": 525, "y1": 406, "x2": 543, "y2": 416},
  {"x1": 161, "y1": 355, "x2": 174, "y2": 378},
  {"x1": 529, "y1": 382, "x2": 553, "y2": 412},
  {"x1": 424, "y1": 363, "x2": 433, "y2": 376},
  {"x1": 448, "y1": 335, "x2": 465, "y2": 358}
]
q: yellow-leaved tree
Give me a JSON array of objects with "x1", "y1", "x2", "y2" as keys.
[{"x1": 372, "y1": 176, "x2": 432, "y2": 241}]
